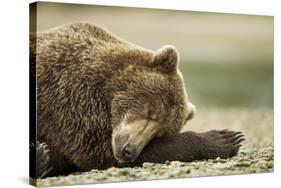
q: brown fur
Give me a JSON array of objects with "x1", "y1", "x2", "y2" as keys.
[{"x1": 30, "y1": 23, "x2": 244, "y2": 178}]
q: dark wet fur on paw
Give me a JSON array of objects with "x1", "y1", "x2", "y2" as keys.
[{"x1": 121, "y1": 130, "x2": 244, "y2": 167}]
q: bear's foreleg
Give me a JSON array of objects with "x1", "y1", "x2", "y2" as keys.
[{"x1": 127, "y1": 130, "x2": 244, "y2": 166}]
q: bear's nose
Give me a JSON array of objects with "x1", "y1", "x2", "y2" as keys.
[{"x1": 122, "y1": 143, "x2": 138, "y2": 162}]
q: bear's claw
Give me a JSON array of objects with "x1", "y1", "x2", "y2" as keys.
[
  {"x1": 36, "y1": 141, "x2": 53, "y2": 178},
  {"x1": 200, "y1": 130, "x2": 245, "y2": 159}
]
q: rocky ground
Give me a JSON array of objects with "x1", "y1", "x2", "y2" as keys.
[{"x1": 36, "y1": 107, "x2": 274, "y2": 187}]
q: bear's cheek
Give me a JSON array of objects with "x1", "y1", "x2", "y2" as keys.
[{"x1": 187, "y1": 102, "x2": 196, "y2": 120}]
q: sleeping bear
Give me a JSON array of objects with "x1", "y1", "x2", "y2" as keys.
[{"x1": 30, "y1": 23, "x2": 244, "y2": 178}]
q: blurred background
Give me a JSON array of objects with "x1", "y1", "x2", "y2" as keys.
[
  {"x1": 33, "y1": 2, "x2": 273, "y2": 145},
  {"x1": 35, "y1": 2, "x2": 273, "y2": 109}
]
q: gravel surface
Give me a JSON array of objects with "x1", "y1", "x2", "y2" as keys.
[{"x1": 35, "y1": 107, "x2": 273, "y2": 187}]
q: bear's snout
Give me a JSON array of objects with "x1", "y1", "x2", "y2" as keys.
[
  {"x1": 122, "y1": 143, "x2": 138, "y2": 162},
  {"x1": 112, "y1": 133, "x2": 141, "y2": 163},
  {"x1": 113, "y1": 140, "x2": 140, "y2": 163},
  {"x1": 112, "y1": 119, "x2": 160, "y2": 163}
]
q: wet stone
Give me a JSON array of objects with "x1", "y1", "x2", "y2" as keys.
[
  {"x1": 266, "y1": 161, "x2": 274, "y2": 168},
  {"x1": 143, "y1": 162, "x2": 156, "y2": 168},
  {"x1": 234, "y1": 161, "x2": 251, "y2": 167}
]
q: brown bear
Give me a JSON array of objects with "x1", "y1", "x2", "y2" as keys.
[{"x1": 30, "y1": 22, "x2": 244, "y2": 178}]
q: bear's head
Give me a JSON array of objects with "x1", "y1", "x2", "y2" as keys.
[{"x1": 110, "y1": 45, "x2": 196, "y2": 163}]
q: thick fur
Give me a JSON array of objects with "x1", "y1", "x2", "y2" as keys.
[{"x1": 30, "y1": 23, "x2": 244, "y2": 178}]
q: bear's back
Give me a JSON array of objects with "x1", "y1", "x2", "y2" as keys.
[
  {"x1": 31, "y1": 23, "x2": 130, "y2": 68},
  {"x1": 34, "y1": 22, "x2": 125, "y2": 45}
]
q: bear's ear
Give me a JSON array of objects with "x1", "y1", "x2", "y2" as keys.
[{"x1": 153, "y1": 45, "x2": 179, "y2": 73}]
